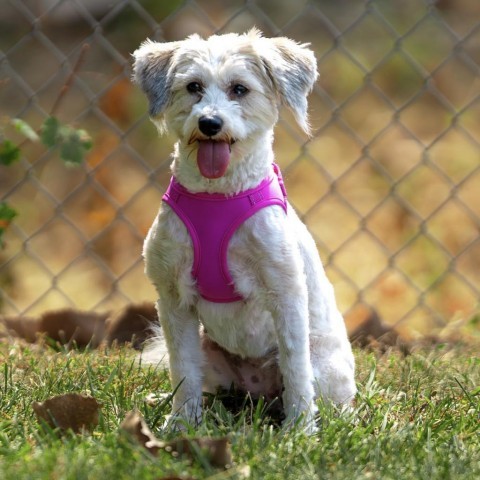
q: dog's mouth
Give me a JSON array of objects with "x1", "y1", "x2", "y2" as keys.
[{"x1": 196, "y1": 139, "x2": 234, "y2": 179}]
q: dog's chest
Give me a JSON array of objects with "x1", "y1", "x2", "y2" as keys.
[
  {"x1": 145, "y1": 205, "x2": 284, "y2": 356},
  {"x1": 197, "y1": 299, "x2": 277, "y2": 357}
]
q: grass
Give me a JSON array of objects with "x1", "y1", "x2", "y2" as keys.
[{"x1": 0, "y1": 342, "x2": 479, "y2": 479}]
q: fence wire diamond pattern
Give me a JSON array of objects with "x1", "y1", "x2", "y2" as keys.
[{"x1": 1, "y1": 0, "x2": 479, "y2": 338}]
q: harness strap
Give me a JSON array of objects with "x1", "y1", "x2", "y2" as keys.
[{"x1": 162, "y1": 164, "x2": 288, "y2": 303}]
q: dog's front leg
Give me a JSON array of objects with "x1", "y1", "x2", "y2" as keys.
[
  {"x1": 272, "y1": 287, "x2": 317, "y2": 431},
  {"x1": 157, "y1": 299, "x2": 204, "y2": 427}
]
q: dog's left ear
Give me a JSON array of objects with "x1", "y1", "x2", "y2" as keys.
[
  {"x1": 132, "y1": 39, "x2": 180, "y2": 120},
  {"x1": 259, "y1": 36, "x2": 318, "y2": 135}
]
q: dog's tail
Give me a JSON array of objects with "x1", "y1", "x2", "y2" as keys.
[{"x1": 139, "y1": 324, "x2": 169, "y2": 368}]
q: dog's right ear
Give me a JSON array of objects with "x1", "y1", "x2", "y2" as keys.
[{"x1": 132, "y1": 40, "x2": 180, "y2": 119}]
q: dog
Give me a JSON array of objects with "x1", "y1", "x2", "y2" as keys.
[{"x1": 132, "y1": 29, "x2": 356, "y2": 431}]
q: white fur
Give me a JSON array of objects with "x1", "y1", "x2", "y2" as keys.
[{"x1": 133, "y1": 29, "x2": 356, "y2": 431}]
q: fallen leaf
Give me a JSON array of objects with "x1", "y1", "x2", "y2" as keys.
[
  {"x1": 165, "y1": 437, "x2": 232, "y2": 469},
  {"x1": 33, "y1": 393, "x2": 99, "y2": 433},
  {"x1": 120, "y1": 410, "x2": 164, "y2": 455},
  {"x1": 347, "y1": 304, "x2": 407, "y2": 352},
  {"x1": 120, "y1": 410, "x2": 232, "y2": 468},
  {"x1": 144, "y1": 392, "x2": 171, "y2": 406}
]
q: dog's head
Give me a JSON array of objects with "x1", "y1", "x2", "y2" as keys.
[{"x1": 133, "y1": 29, "x2": 318, "y2": 179}]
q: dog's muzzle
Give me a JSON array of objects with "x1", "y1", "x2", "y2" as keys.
[{"x1": 195, "y1": 115, "x2": 232, "y2": 179}]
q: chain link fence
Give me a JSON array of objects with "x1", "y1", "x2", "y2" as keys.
[{"x1": 1, "y1": 0, "x2": 479, "y2": 338}]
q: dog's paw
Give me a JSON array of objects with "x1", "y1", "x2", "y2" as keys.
[
  {"x1": 162, "y1": 413, "x2": 191, "y2": 432},
  {"x1": 282, "y1": 409, "x2": 318, "y2": 435},
  {"x1": 282, "y1": 399, "x2": 318, "y2": 435},
  {"x1": 167, "y1": 398, "x2": 203, "y2": 430},
  {"x1": 163, "y1": 407, "x2": 202, "y2": 432}
]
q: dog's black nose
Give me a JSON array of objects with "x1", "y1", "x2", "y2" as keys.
[{"x1": 198, "y1": 115, "x2": 223, "y2": 137}]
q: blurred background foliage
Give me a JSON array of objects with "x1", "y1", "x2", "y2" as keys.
[{"x1": 0, "y1": 0, "x2": 479, "y2": 340}]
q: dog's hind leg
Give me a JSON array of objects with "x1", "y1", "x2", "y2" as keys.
[
  {"x1": 305, "y1": 271, "x2": 356, "y2": 405},
  {"x1": 296, "y1": 223, "x2": 357, "y2": 405},
  {"x1": 309, "y1": 331, "x2": 356, "y2": 405}
]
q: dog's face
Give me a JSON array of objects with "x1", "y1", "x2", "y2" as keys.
[{"x1": 133, "y1": 29, "x2": 318, "y2": 179}]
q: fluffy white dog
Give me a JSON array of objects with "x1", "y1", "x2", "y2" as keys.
[{"x1": 133, "y1": 29, "x2": 356, "y2": 430}]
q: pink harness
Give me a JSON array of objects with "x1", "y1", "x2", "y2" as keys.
[{"x1": 162, "y1": 164, "x2": 288, "y2": 303}]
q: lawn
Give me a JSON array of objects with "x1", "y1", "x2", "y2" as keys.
[{"x1": 0, "y1": 342, "x2": 479, "y2": 479}]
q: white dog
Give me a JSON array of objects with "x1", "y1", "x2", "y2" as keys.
[{"x1": 133, "y1": 29, "x2": 356, "y2": 430}]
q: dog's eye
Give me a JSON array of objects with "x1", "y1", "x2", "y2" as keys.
[
  {"x1": 187, "y1": 82, "x2": 203, "y2": 94},
  {"x1": 232, "y1": 84, "x2": 248, "y2": 97}
]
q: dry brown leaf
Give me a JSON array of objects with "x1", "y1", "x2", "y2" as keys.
[
  {"x1": 165, "y1": 437, "x2": 232, "y2": 469},
  {"x1": 120, "y1": 410, "x2": 164, "y2": 455},
  {"x1": 120, "y1": 410, "x2": 232, "y2": 468},
  {"x1": 32, "y1": 393, "x2": 99, "y2": 433}
]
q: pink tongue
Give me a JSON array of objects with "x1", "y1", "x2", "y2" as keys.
[{"x1": 197, "y1": 140, "x2": 230, "y2": 179}]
